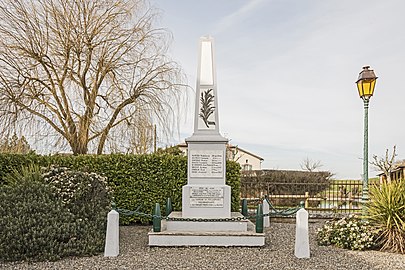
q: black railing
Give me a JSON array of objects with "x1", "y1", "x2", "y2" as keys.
[{"x1": 240, "y1": 180, "x2": 364, "y2": 214}]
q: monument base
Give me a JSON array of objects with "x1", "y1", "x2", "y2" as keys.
[{"x1": 148, "y1": 212, "x2": 265, "y2": 247}]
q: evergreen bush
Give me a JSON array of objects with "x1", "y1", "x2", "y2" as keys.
[{"x1": 0, "y1": 166, "x2": 111, "y2": 262}]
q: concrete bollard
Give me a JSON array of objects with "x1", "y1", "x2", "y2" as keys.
[
  {"x1": 104, "y1": 209, "x2": 119, "y2": 257},
  {"x1": 262, "y1": 198, "x2": 270, "y2": 228},
  {"x1": 294, "y1": 208, "x2": 310, "y2": 258}
]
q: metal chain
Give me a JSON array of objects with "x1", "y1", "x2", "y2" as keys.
[
  {"x1": 113, "y1": 198, "x2": 302, "y2": 221},
  {"x1": 264, "y1": 196, "x2": 302, "y2": 217}
]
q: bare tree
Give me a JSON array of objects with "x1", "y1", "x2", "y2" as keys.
[
  {"x1": 0, "y1": 133, "x2": 32, "y2": 154},
  {"x1": 0, "y1": 0, "x2": 185, "y2": 154},
  {"x1": 370, "y1": 145, "x2": 397, "y2": 183},
  {"x1": 300, "y1": 157, "x2": 323, "y2": 172},
  {"x1": 108, "y1": 111, "x2": 156, "y2": 154}
]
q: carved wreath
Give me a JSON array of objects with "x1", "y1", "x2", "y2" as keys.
[{"x1": 199, "y1": 88, "x2": 216, "y2": 128}]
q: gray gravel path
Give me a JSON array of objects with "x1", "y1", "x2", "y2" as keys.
[{"x1": 1, "y1": 220, "x2": 404, "y2": 270}]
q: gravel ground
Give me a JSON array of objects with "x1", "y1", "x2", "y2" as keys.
[{"x1": 1, "y1": 220, "x2": 404, "y2": 270}]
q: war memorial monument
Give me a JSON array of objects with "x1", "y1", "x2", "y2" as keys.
[{"x1": 148, "y1": 36, "x2": 265, "y2": 246}]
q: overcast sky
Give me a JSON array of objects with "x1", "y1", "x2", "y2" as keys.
[{"x1": 151, "y1": 0, "x2": 405, "y2": 179}]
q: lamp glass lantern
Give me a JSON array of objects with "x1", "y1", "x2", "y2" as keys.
[{"x1": 356, "y1": 66, "x2": 378, "y2": 100}]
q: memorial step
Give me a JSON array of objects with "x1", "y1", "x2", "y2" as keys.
[
  {"x1": 148, "y1": 215, "x2": 265, "y2": 247},
  {"x1": 166, "y1": 212, "x2": 248, "y2": 232}
]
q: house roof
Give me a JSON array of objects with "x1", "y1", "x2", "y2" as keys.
[{"x1": 228, "y1": 145, "x2": 264, "y2": 161}]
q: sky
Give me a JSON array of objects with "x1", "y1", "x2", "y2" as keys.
[{"x1": 150, "y1": 0, "x2": 405, "y2": 179}]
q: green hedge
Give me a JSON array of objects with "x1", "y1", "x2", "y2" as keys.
[{"x1": 0, "y1": 153, "x2": 241, "y2": 224}]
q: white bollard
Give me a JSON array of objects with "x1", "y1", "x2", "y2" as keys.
[
  {"x1": 262, "y1": 198, "x2": 270, "y2": 227},
  {"x1": 294, "y1": 208, "x2": 310, "y2": 258},
  {"x1": 104, "y1": 210, "x2": 119, "y2": 257}
]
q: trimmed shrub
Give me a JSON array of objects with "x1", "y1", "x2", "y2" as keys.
[
  {"x1": 227, "y1": 160, "x2": 241, "y2": 212},
  {"x1": 0, "y1": 166, "x2": 111, "y2": 262},
  {"x1": 367, "y1": 180, "x2": 405, "y2": 254},
  {"x1": 317, "y1": 215, "x2": 379, "y2": 250},
  {"x1": 46, "y1": 154, "x2": 241, "y2": 224},
  {"x1": 0, "y1": 153, "x2": 241, "y2": 224}
]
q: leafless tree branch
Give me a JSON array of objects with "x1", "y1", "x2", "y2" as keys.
[
  {"x1": 0, "y1": 0, "x2": 186, "y2": 154},
  {"x1": 300, "y1": 157, "x2": 323, "y2": 172},
  {"x1": 370, "y1": 145, "x2": 397, "y2": 183}
]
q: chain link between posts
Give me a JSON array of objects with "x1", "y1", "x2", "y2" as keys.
[{"x1": 112, "y1": 197, "x2": 303, "y2": 222}]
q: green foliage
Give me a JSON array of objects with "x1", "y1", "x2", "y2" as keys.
[
  {"x1": 0, "y1": 153, "x2": 241, "y2": 225},
  {"x1": 0, "y1": 165, "x2": 111, "y2": 262},
  {"x1": 367, "y1": 181, "x2": 405, "y2": 253},
  {"x1": 226, "y1": 161, "x2": 241, "y2": 212},
  {"x1": 0, "y1": 153, "x2": 44, "y2": 184},
  {"x1": 156, "y1": 145, "x2": 184, "y2": 156},
  {"x1": 43, "y1": 166, "x2": 111, "y2": 224},
  {"x1": 317, "y1": 215, "x2": 379, "y2": 250}
]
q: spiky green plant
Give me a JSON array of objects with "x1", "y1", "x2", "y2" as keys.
[{"x1": 367, "y1": 180, "x2": 405, "y2": 253}]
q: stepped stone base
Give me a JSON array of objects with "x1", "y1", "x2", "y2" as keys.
[{"x1": 148, "y1": 212, "x2": 265, "y2": 247}]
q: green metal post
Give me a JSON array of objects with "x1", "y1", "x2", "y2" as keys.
[
  {"x1": 111, "y1": 201, "x2": 117, "y2": 210},
  {"x1": 362, "y1": 98, "x2": 370, "y2": 217},
  {"x1": 165, "y1": 198, "x2": 173, "y2": 216},
  {"x1": 255, "y1": 203, "x2": 263, "y2": 233},
  {"x1": 241, "y1": 199, "x2": 248, "y2": 217},
  {"x1": 153, "y1": 203, "x2": 161, "y2": 232}
]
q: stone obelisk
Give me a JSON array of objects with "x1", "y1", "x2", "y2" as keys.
[{"x1": 182, "y1": 36, "x2": 230, "y2": 218}]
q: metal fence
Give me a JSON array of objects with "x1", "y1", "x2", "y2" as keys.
[{"x1": 240, "y1": 180, "x2": 364, "y2": 214}]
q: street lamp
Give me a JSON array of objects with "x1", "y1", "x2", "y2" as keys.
[{"x1": 356, "y1": 65, "x2": 378, "y2": 216}]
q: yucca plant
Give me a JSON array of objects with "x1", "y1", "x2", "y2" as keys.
[{"x1": 367, "y1": 180, "x2": 405, "y2": 253}]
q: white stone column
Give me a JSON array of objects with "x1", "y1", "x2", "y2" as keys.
[
  {"x1": 294, "y1": 208, "x2": 310, "y2": 258},
  {"x1": 263, "y1": 198, "x2": 270, "y2": 227},
  {"x1": 104, "y1": 210, "x2": 119, "y2": 257}
]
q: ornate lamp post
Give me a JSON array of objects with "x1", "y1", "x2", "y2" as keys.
[{"x1": 356, "y1": 66, "x2": 378, "y2": 215}]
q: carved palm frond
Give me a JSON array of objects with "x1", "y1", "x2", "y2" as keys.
[{"x1": 198, "y1": 88, "x2": 216, "y2": 128}]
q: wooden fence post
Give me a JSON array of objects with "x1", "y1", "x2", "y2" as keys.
[{"x1": 305, "y1": 192, "x2": 309, "y2": 209}]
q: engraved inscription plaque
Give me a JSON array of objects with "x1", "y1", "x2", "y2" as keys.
[
  {"x1": 190, "y1": 150, "x2": 224, "y2": 178},
  {"x1": 190, "y1": 198, "x2": 224, "y2": 208},
  {"x1": 189, "y1": 186, "x2": 224, "y2": 208},
  {"x1": 190, "y1": 187, "x2": 224, "y2": 197}
]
